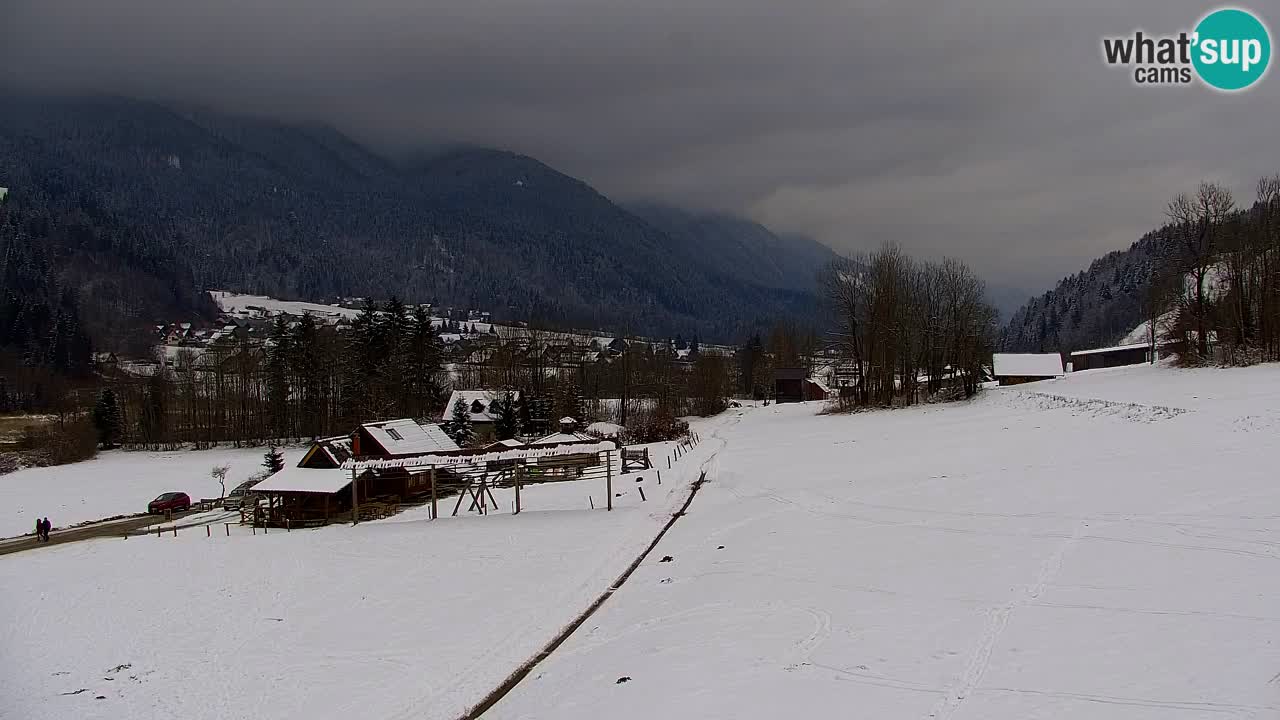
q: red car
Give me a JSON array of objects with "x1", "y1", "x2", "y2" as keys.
[{"x1": 148, "y1": 492, "x2": 191, "y2": 514}]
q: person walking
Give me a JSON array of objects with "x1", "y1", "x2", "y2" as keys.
[
  {"x1": 40, "y1": 517, "x2": 51, "y2": 542},
  {"x1": 35, "y1": 517, "x2": 43, "y2": 541}
]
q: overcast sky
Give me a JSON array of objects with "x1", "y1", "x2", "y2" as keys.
[{"x1": 3, "y1": 0, "x2": 1278, "y2": 293}]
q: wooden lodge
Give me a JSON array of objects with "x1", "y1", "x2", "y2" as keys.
[{"x1": 252, "y1": 419, "x2": 460, "y2": 526}]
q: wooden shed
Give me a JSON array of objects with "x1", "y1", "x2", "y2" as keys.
[{"x1": 1069, "y1": 343, "x2": 1152, "y2": 372}]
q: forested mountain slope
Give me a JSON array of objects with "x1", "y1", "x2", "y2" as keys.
[
  {"x1": 1001, "y1": 231, "x2": 1168, "y2": 353},
  {"x1": 0, "y1": 94, "x2": 832, "y2": 346}
]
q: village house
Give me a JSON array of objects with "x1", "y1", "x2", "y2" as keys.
[{"x1": 440, "y1": 389, "x2": 522, "y2": 442}]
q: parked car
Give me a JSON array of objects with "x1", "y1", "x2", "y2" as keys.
[
  {"x1": 222, "y1": 479, "x2": 262, "y2": 510},
  {"x1": 148, "y1": 492, "x2": 191, "y2": 514}
]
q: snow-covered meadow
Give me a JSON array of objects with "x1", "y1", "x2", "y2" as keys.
[
  {"x1": 0, "y1": 429, "x2": 722, "y2": 720},
  {"x1": 1, "y1": 446, "x2": 305, "y2": 538},
  {"x1": 3, "y1": 363, "x2": 1279, "y2": 720},
  {"x1": 486, "y1": 363, "x2": 1280, "y2": 720}
]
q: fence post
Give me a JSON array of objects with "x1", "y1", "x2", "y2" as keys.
[
  {"x1": 430, "y1": 468, "x2": 438, "y2": 520},
  {"x1": 351, "y1": 468, "x2": 359, "y2": 525},
  {"x1": 657, "y1": 470, "x2": 662, "y2": 485},
  {"x1": 207, "y1": 525, "x2": 211, "y2": 537},
  {"x1": 606, "y1": 450, "x2": 614, "y2": 511},
  {"x1": 225, "y1": 523, "x2": 230, "y2": 537},
  {"x1": 514, "y1": 464, "x2": 522, "y2": 515},
  {"x1": 172, "y1": 526, "x2": 177, "y2": 537},
  {"x1": 639, "y1": 487, "x2": 646, "y2": 502},
  {"x1": 668, "y1": 455, "x2": 671, "y2": 469}
]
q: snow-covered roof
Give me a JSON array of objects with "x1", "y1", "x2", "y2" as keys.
[
  {"x1": 992, "y1": 353, "x2": 1063, "y2": 378},
  {"x1": 585, "y1": 421, "x2": 623, "y2": 437},
  {"x1": 531, "y1": 431, "x2": 597, "y2": 445},
  {"x1": 344, "y1": 440, "x2": 617, "y2": 471},
  {"x1": 361, "y1": 419, "x2": 459, "y2": 456},
  {"x1": 440, "y1": 390, "x2": 521, "y2": 423},
  {"x1": 486, "y1": 438, "x2": 525, "y2": 449},
  {"x1": 312, "y1": 435, "x2": 354, "y2": 465},
  {"x1": 1069, "y1": 343, "x2": 1152, "y2": 357},
  {"x1": 254, "y1": 466, "x2": 351, "y2": 494},
  {"x1": 807, "y1": 376, "x2": 833, "y2": 395}
]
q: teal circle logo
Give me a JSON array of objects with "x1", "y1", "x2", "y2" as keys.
[{"x1": 1193, "y1": 8, "x2": 1271, "y2": 91}]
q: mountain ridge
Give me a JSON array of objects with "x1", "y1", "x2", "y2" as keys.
[{"x1": 0, "y1": 93, "x2": 836, "y2": 347}]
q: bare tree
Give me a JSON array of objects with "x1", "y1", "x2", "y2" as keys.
[
  {"x1": 1167, "y1": 182, "x2": 1235, "y2": 357},
  {"x1": 211, "y1": 464, "x2": 230, "y2": 498}
]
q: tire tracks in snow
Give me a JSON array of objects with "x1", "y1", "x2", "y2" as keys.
[{"x1": 454, "y1": 412, "x2": 740, "y2": 720}]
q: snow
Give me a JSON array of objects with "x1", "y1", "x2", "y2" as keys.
[
  {"x1": 360, "y1": 418, "x2": 458, "y2": 455},
  {"x1": 484, "y1": 363, "x2": 1280, "y2": 720},
  {"x1": 5, "y1": 364, "x2": 1280, "y2": 720},
  {"x1": 585, "y1": 421, "x2": 623, "y2": 437},
  {"x1": 210, "y1": 291, "x2": 362, "y2": 321},
  {"x1": 252, "y1": 465, "x2": 351, "y2": 494},
  {"x1": 530, "y1": 431, "x2": 597, "y2": 445},
  {"x1": 992, "y1": 352, "x2": 1064, "y2": 378},
  {"x1": 0, "y1": 429, "x2": 719, "y2": 720},
  {"x1": 1068, "y1": 342, "x2": 1151, "y2": 357},
  {"x1": 0, "y1": 446, "x2": 303, "y2": 538}
]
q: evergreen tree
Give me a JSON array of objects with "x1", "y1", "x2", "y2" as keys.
[
  {"x1": 555, "y1": 381, "x2": 587, "y2": 429},
  {"x1": 91, "y1": 388, "x2": 122, "y2": 448},
  {"x1": 492, "y1": 389, "x2": 521, "y2": 440},
  {"x1": 263, "y1": 445, "x2": 285, "y2": 475},
  {"x1": 404, "y1": 306, "x2": 443, "y2": 418},
  {"x1": 266, "y1": 316, "x2": 292, "y2": 437},
  {"x1": 447, "y1": 397, "x2": 474, "y2": 446},
  {"x1": 379, "y1": 297, "x2": 410, "y2": 414},
  {"x1": 341, "y1": 300, "x2": 380, "y2": 424},
  {"x1": 290, "y1": 313, "x2": 324, "y2": 437}
]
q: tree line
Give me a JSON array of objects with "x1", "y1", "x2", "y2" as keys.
[
  {"x1": 820, "y1": 244, "x2": 997, "y2": 408},
  {"x1": 1146, "y1": 177, "x2": 1280, "y2": 364},
  {"x1": 92, "y1": 302, "x2": 735, "y2": 451}
]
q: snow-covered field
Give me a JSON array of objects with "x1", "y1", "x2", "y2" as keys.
[
  {"x1": 486, "y1": 363, "x2": 1280, "y2": 719},
  {"x1": 4, "y1": 363, "x2": 1279, "y2": 720},
  {"x1": 0, "y1": 430, "x2": 721, "y2": 720},
  {"x1": 0, "y1": 446, "x2": 304, "y2": 538}
]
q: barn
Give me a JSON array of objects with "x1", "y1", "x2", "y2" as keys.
[
  {"x1": 1069, "y1": 343, "x2": 1152, "y2": 372},
  {"x1": 992, "y1": 353, "x2": 1065, "y2": 386},
  {"x1": 773, "y1": 368, "x2": 831, "y2": 403}
]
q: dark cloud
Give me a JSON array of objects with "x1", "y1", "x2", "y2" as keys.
[{"x1": 4, "y1": 0, "x2": 1278, "y2": 290}]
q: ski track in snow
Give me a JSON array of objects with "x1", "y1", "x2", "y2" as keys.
[{"x1": 927, "y1": 520, "x2": 1088, "y2": 719}]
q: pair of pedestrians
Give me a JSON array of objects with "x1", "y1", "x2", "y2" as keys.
[{"x1": 34, "y1": 517, "x2": 52, "y2": 542}]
